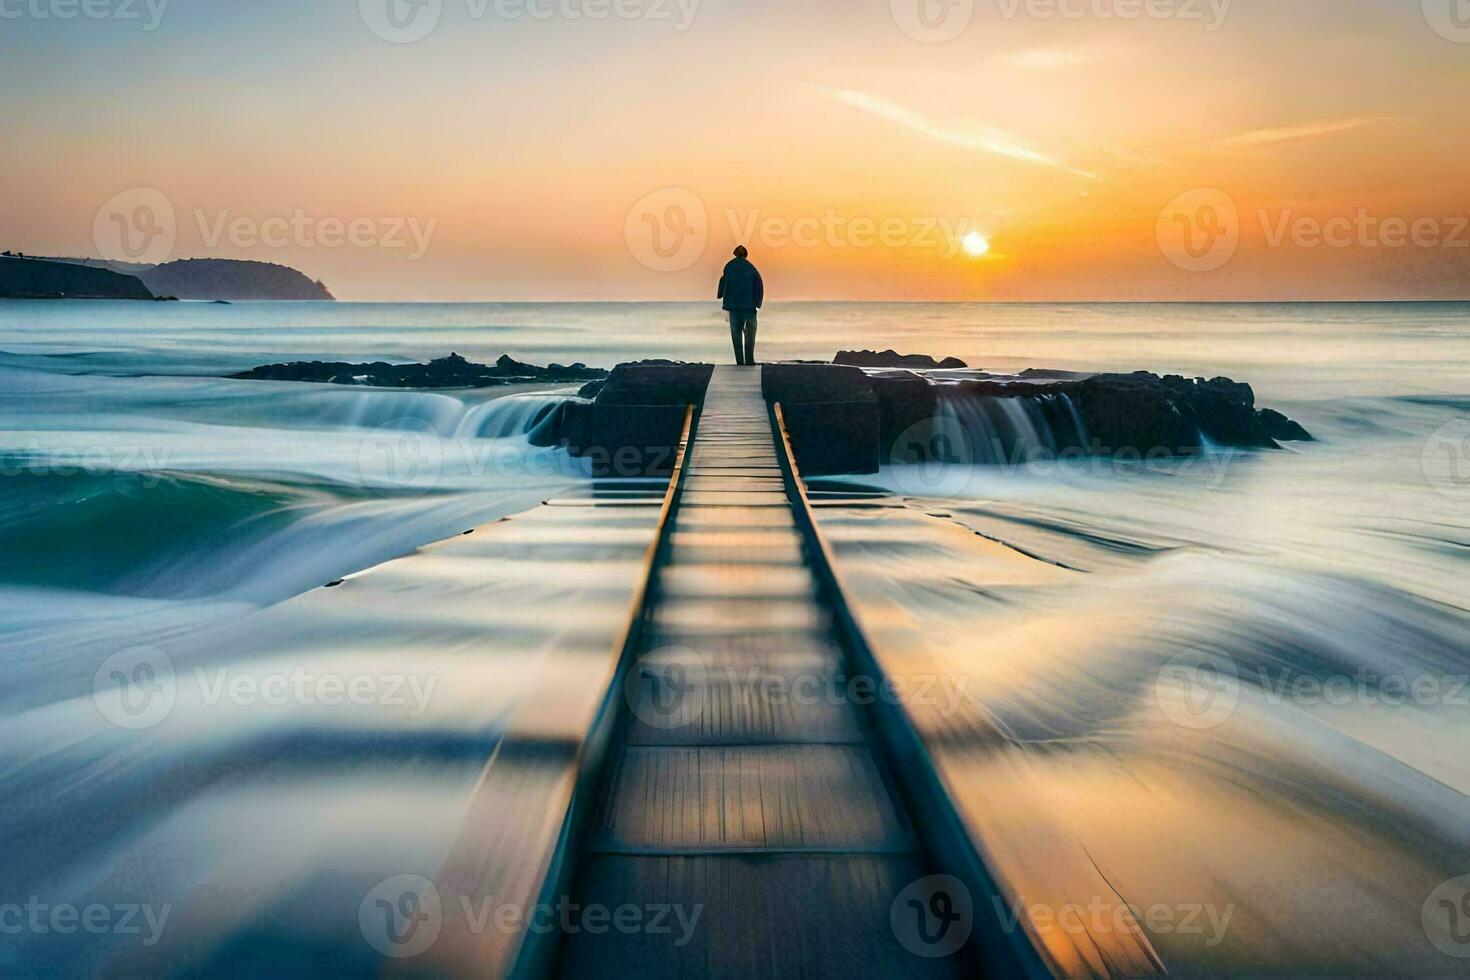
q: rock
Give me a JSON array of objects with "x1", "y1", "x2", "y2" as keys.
[
  {"x1": 764, "y1": 365, "x2": 1313, "y2": 471},
  {"x1": 764, "y1": 365, "x2": 880, "y2": 475},
  {"x1": 139, "y1": 258, "x2": 334, "y2": 301},
  {"x1": 835, "y1": 350, "x2": 968, "y2": 370},
  {"x1": 229, "y1": 353, "x2": 608, "y2": 388},
  {"x1": 573, "y1": 362, "x2": 715, "y2": 476},
  {"x1": 0, "y1": 256, "x2": 154, "y2": 300},
  {"x1": 1258, "y1": 408, "x2": 1314, "y2": 442}
]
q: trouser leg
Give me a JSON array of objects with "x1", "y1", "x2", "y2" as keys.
[
  {"x1": 744, "y1": 312, "x2": 758, "y2": 365},
  {"x1": 729, "y1": 312, "x2": 745, "y2": 365}
]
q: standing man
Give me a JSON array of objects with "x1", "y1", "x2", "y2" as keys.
[{"x1": 717, "y1": 245, "x2": 764, "y2": 366}]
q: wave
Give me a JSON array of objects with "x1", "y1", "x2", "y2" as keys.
[{"x1": 931, "y1": 388, "x2": 1090, "y2": 465}]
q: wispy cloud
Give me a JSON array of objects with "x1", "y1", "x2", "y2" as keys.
[
  {"x1": 816, "y1": 86, "x2": 1100, "y2": 181},
  {"x1": 1215, "y1": 116, "x2": 1387, "y2": 150}
]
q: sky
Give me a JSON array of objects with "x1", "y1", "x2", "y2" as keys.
[{"x1": 1, "y1": 0, "x2": 1468, "y2": 301}]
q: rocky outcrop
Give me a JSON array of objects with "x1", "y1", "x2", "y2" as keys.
[
  {"x1": 764, "y1": 365, "x2": 879, "y2": 475},
  {"x1": 230, "y1": 353, "x2": 606, "y2": 388},
  {"x1": 759, "y1": 365, "x2": 1312, "y2": 475},
  {"x1": 559, "y1": 362, "x2": 715, "y2": 476},
  {"x1": 0, "y1": 256, "x2": 156, "y2": 300},
  {"x1": 835, "y1": 350, "x2": 968, "y2": 370},
  {"x1": 1258, "y1": 408, "x2": 1315, "y2": 443},
  {"x1": 140, "y1": 259, "x2": 333, "y2": 301}
]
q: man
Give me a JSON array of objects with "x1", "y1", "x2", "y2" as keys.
[{"x1": 717, "y1": 245, "x2": 764, "y2": 366}]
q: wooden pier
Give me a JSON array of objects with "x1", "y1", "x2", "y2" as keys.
[{"x1": 549, "y1": 366, "x2": 979, "y2": 978}]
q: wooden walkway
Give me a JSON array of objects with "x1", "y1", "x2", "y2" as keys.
[{"x1": 554, "y1": 367, "x2": 971, "y2": 978}]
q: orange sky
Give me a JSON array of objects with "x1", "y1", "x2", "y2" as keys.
[{"x1": 2, "y1": 0, "x2": 1468, "y2": 300}]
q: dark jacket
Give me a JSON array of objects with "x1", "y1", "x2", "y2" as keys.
[{"x1": 718, "y1": 257, "x2": 764, "y2": 311}]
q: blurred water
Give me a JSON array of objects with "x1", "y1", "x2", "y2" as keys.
[
  {"x1": 0, "y1": 300, "x2": 1466, "y2": 974},
  {"x1": 819, "y1": 386, "x2": 1470, "y2": 973}
]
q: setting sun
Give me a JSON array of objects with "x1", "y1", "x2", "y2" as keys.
[{"x1": 962, "y1": 231, "x2": 991, "y2": 257}]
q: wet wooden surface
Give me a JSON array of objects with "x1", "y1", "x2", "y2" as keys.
[{"x1": 557, "y1": 367, "x2": 963, "y2": 979}]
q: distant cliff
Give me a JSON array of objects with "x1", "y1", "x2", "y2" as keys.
[
  {"x1": 9, "y1": 254, "x2": 333, "y2": 301},
  {"x1": 138, "y1": 259, "x2": 333, "y2": 301},
  {"x1": 0, "y1": 256, "x2": 155, "y2": 300}
]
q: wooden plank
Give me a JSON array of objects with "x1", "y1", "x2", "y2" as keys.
[
  {"x1": 559, "y1": 855, "x2": 963, "y2": 980},
  {"x1": 591, "y1": 746, "x2": 911, "y2": 853}
]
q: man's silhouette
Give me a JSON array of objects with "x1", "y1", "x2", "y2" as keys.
[{"x1": 718, "y1": 245, "x2": 763, "y2": 366}]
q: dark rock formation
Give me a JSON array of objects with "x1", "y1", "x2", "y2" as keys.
[
  {"x1": 18, "y1": 255, "x2": 332, "y2": 301},
  {"x1": 0, "y1": 256, "x2": 155, "y2": 300},
  {"x1": 836, "y1": 350, "x2": 968, "y2": 370},
  {"x1": 230, "y1": 353, "x2": 607, "y2": 388},
  {"x1": 1258, "y1": 408, "x2": 1315, "y2": 443},
  {"x1": 561, "y1": 362, "x2": 715, "y2": 476},
  {"x1": 140, "y1": 259, "x2": 333, "y2": 301},
  {"x1": 759, "y1": 365, "x2": 1312, "y2": 475},
  {"x1": 764, "y1": 365, "x2": 879, "y2": 475}
]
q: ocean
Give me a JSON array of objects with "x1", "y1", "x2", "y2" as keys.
[{"x1": 0, "y1": 299, "x2": 1466, "y2": 974}]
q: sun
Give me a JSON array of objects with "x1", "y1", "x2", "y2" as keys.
[{"x1": 961, "y1": 232, "x2": 991, "y2": 257}]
